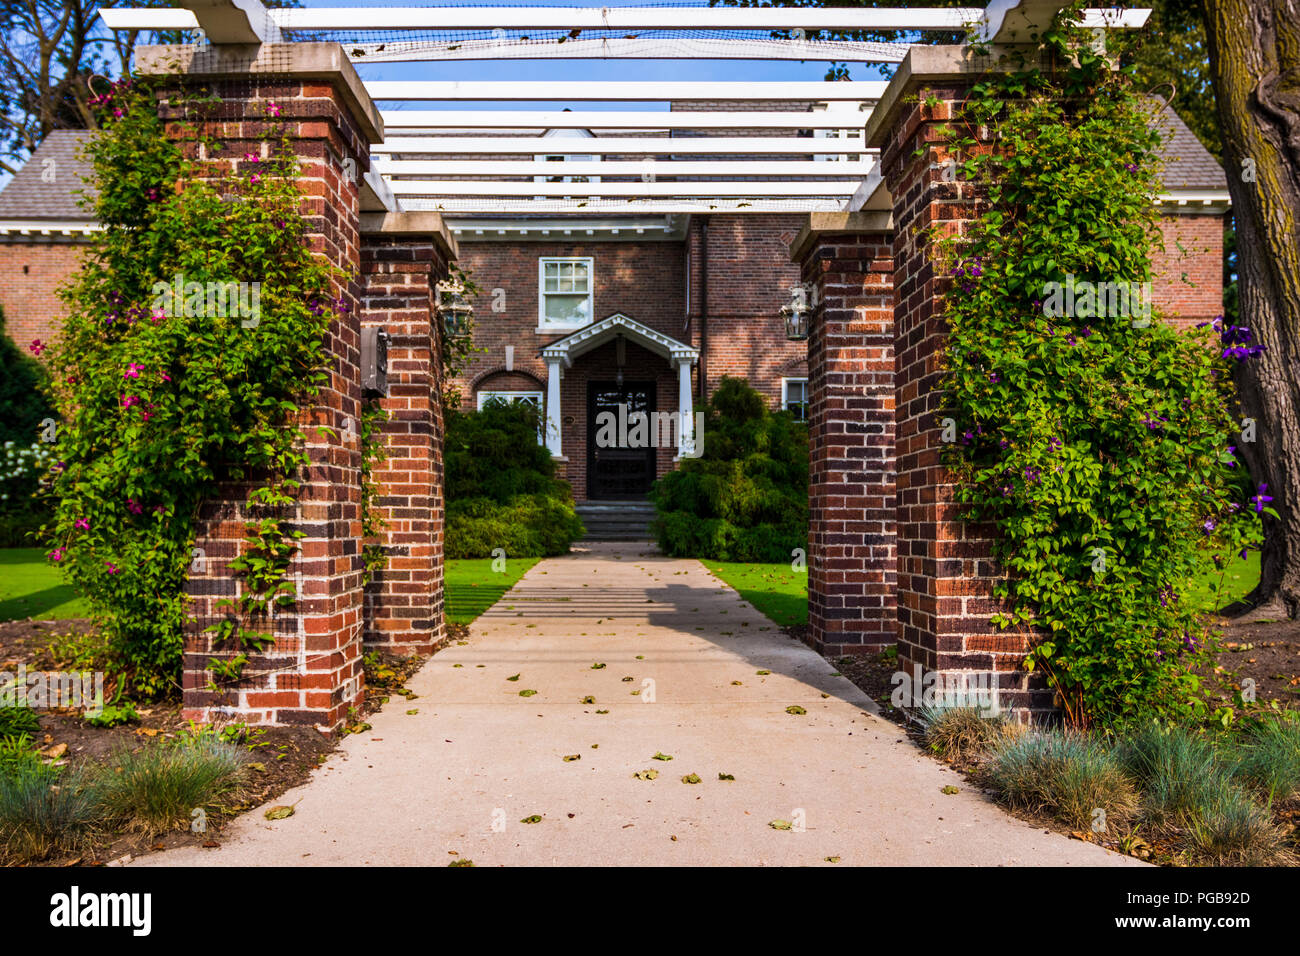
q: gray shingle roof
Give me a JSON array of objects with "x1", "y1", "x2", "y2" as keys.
[
  {"x1": 0, "y1": 130, "x2": 96, "y2": 220},
  {"x1": 1151, "y1": 105, "x2": 1227, "y2": 190},
  {"x1": 0, "y1": 106, "x2": 1225, "y2": 222}
]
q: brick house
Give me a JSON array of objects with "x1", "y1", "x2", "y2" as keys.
[
  {"x1": 1, "y1": 110, "x2": 1227, "y2": 506},
  {"x1": 0, "y1": 0, "x2": 1237, "y2": 726}
]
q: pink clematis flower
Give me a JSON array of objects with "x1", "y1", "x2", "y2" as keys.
[
  {"x1": 28, "y1": 339, "x2": 45, "y2": 356},
  {"x1": 105, "y1": 562, "x2": 121, "y2": 574},
  {"x1": 121, "y1": 395, "x2": 140, "y2": 409},
  {"x1": 125, "y1": 362, "x2": 145, "y2": 379},
  {"x1": 126, "y1": 498, "x2": 144, "y2": 515},
  {"x1": 74, "y1": 518, "x2": 90, "y2": 531},
  {"x1": 50, "y1": 548, "x2": 65, "y2": 562}
]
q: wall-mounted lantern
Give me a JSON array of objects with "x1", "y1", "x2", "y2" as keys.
[
  {"x1": 435, "y1": 276, "x2": 474, "y2": 338},
  {"x1": 781, "y1": 285, "x2": 810, "y2": 341}
]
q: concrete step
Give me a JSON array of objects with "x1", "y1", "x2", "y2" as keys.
[{"x1": 574, "y1": 501, "x2": 657, "y2": 541}]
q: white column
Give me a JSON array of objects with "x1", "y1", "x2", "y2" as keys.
[
  {"x1": 677, "y1": 357, "x2": 695, "y2": 458},
  {"x1": 545, "y1": 357, "x2": 564, "y2": 458}
]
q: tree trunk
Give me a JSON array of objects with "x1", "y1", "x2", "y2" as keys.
[{"x1": 1203, "y1": 0, "x2": 1300, "y2": 618}]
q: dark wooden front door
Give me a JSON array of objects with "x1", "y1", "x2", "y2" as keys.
[{"x1": 587, "y1": 381, "x2": 656, "y2": 499}]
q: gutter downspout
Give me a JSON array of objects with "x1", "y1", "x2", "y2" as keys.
[{"x1": 698, "y1": 217, "x2": 708, "y2": 403}]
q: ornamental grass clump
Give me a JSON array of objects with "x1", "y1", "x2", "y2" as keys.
[
  {"x1": 96, "y1": 736, "x2": 246, "y2": 838},
  {"x1": 1227, "y1": 716, "x2": 1300, "y2": 808},
  {"x1": 983, "y1": 729, "x2": 1137, "y2": 831},
  {"x1": 0, "y1": 764, "x2": 101, "y2": 863},
  {"x1": 918, "y1": 705, "x2": 1016, "y2": 764},
  {"x1": 1114, "y1": 722, "x2": 1225, "y2": 829}
]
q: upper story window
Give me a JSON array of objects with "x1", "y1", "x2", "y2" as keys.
[
  {"x1": 539, "y1": 257, "x2": 594, "y2": 330},
  {"x1": 535, "y1": 127, "x2": 600, "y2": 196},
  {"x1": 782, "y1": 377, "x2": 809, "y2": 422}
]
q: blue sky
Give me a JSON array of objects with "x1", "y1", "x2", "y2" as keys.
[
  {"x1": 0, "y1": 0, "x2": 884, "y2": 182},
  {"x1": 313, "y1": 0, "x2": 876, "y2": 112}
]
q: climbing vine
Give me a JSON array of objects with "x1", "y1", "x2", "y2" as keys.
[
  {"x1": 44, "y1": 77, "x2": 341, "y2": 695},
  {"x1": 360, "y1": 399, "x2": 389, "y2": 584},
  {"x1": 935, "y1": 6, "x2": 1268, "y2": 728}
]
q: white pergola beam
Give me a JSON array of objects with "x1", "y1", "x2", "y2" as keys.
[
  {"x1": 376, "y1": 159, "x2": 872, "y2": 177},
  {"x1": 99, "y1": 5, "x2": 1149, "y2": 36},
  {"x1": 273, "y1": 6, "x2": 983, "y2": 31},
  {"x1": 403, "y1": 198, "x2": 849, "y2": 214},
  {"x1": 385, "y1": 180, "x2": 862, "y2": 197},
  {"x1": 344, "y1": 37, "x2": 907, "y2": 64},
  {"x1": 365, "y1": 81, "x2": 888, "y2": 102},
  {"x1": 379, "y1": 110, "x2": 872, "y2": 131},
  {"x1": 373, "y1": 136, "x2": 868, "y2": 155},
  {"x1": 99, "y1": 8, "x2": 201, "y2": 30}
]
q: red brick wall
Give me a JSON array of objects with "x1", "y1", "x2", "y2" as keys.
[
  {"x1": 879, "y1": 85, "x2": 1051, "y2": 717},
  {"x1": 171, "y1": 71, "x2": 370, "y2": 731},
  {"x1": 1152, "y1": 212, "x2": 1226, "y2": 330},
  {"x1": 694, "y1": 215, "x2": 809, "y2": 405},
  {"x1": 0, "y1": 240, "x2": 85, "y2": 352},
  {"x1": 798, "y1": 230, "x2": 897, "y2": 657},
  {"x1": 360, "y1": 231, "x2": 450, "y2": 656}
]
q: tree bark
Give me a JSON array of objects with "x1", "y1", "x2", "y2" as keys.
[{"x1": 1203, "y1": 0, "x2": 1300, "y2": 617}]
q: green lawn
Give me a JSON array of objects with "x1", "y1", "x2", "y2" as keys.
[
  {"x1": 701, "y1": 560, "x2": 808, "y2": 628},
  {"x1": 705, "y1": 551, "x2": 1263, "y2": 629},
  {"x1": 0, "y1": 548, "x2": 536, "y2": 627},
  {"x1": 0, "y1": 546, "x2": 1263, "y2": 630},
  {"x1": 444, "y1": 557, "x2": 541, "y2": 624},
  {"x1": 1184, "y1": 550, "x2": 1261, "y2": 612},
  {"x1": 0, "y1": 547, "x2": 92, "y2": 621}
]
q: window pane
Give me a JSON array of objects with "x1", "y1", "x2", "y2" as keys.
[{"x1": 545, "y1": 293, "x2": 589, "y2": 323}]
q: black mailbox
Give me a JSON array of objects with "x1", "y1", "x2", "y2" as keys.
[{"x1": 361, "y1": 327, "x2": 390, "y2": 397}]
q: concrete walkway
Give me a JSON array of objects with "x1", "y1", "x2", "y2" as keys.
[{"x1": 141, "y1": 543, "x2": 1139, "y2": 866}]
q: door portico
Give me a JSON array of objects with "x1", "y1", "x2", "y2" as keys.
[{"x1": 539, "y1": 313, "x2": 700, "y2": 471}]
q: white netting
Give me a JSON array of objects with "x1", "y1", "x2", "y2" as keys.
[{"x1": 280, "y1": 2, "x2": 963, "y2": 64}]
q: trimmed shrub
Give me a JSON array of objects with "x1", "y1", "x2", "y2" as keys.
[
  {"x1": 984, "y1": 730, "x2": 1137, "y2": 830},
  {"x1": 651, "y1": 376, "x2": 807, "y2": 561},
  {"x1": 444, "y1": 401, "x2": 583, "y2": 557},
  {"x1": 0, "y1": 305, "x2": 55, "y2": 448}
]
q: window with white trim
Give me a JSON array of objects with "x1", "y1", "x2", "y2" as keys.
[
  {"x1": 476, "y1": 390, "x2": 543, "y2": 411},
  {"x1": 477, "y1": 390, "x2": 545, "y2": 444},
  {"x1": 782, "y1": 378, "x2": 809, "y2": 422},
  {"x1": 538, "y1": 257, "x2": 593, "y2": 329}
]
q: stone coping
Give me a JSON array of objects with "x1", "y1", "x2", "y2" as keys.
[
  {"x1": 135, "y1": 42, "x2": 384, "y2": 144},
  {"x1": 789, "y1": 211, "x2": 893, "y2": 263},
  {"x1": 360, "y1": 211, "x2": 459, "y2": 261}
]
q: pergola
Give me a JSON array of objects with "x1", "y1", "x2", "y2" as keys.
[{"x1": 100, "y1": 1, "x2": 1151, "y2": 225}]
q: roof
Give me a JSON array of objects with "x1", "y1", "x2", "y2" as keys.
[
  {"x1": 1152, "y1": 106, "x2": 1226, "y2": 190},
  {"x1": 0, "y1": 104, "x2": 1225, "y2": 226},
  {"x1": 0, "y1": 130, "x2": 96, "y2": 220}
]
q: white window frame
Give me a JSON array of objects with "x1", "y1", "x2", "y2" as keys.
[
  {"x1": 781, "y1": 377, "x2": 809, "y2": 421},
  {"x1": 476, "y1": 390, "x2": 545, "y2": 444},
  {"x1": 537, "y1": 256, "x2": 595, "y2": 332},
  {"x1": 477, "y1": 390, "x2": 543, "y2": 411}
]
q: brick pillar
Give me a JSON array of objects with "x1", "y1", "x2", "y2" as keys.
[
  {"x1": 138, "y1": 43, "x2": 386, "y2": 730},
  {"x1": 790, "y1": 213, "x2": 897, "y2": 658},
  {"x1": 359, "y1": 213, "x2": 456, "y2": 654},
  {"x1": 866, "y1": 47, "x2": 1050, "y2": 716}
]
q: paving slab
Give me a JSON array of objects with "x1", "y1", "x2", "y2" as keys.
[{"x1": 139, "y1": 542, "x2": 1142, "y2": 867}]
